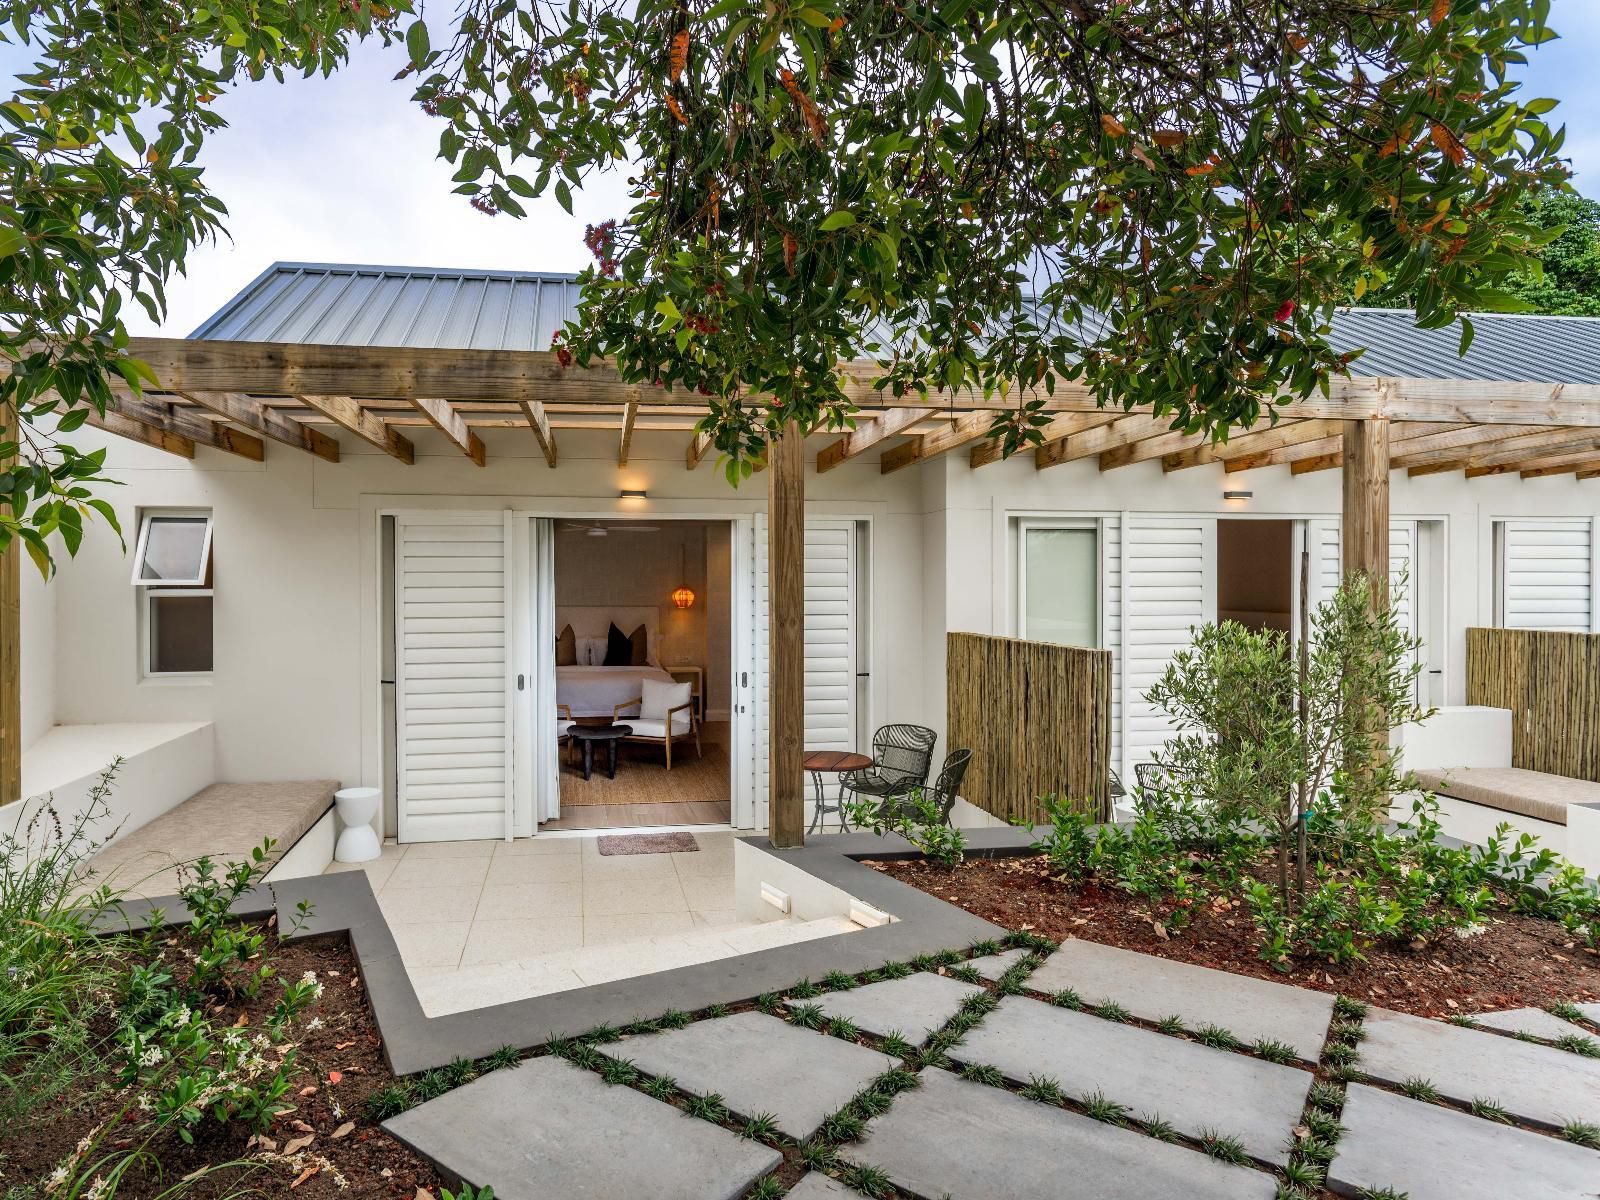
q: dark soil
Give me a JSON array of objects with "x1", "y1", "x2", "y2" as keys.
[
  {"x1": 1, "y1": 923, "x2": 447, "y2": 1199},
  {"x1": 872, "y1": 854, "x2": 1600, "y2": 1016}
]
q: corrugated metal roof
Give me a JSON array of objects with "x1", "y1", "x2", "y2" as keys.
[{"x1": 192, "y1": 262, "x2": 1600, "y2": 384}]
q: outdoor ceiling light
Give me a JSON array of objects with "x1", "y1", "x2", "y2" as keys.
[{"x1": 1222, "y1": 489, "x2": 1254, "y2": 500}]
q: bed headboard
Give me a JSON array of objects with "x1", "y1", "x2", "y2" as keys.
[{"x1": 555, "y1": 606, "x2": 662, "y2": 664}]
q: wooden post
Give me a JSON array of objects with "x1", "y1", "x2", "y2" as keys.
[
  {"x1": 1341, "y1": 418, "x2": 1390, "y2": 606},
  {"x1": 1, "y1": 402, "x2": 20, "y2": 807},
  {"x1": 767, "y1": 420, "x2": 806, "y2": 848}
]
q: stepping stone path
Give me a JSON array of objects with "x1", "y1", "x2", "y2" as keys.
[
  {"x1": 1578, "y1": 1001, "x2": 1600, "y2": 1025},
  {"x1": 795, "y1": 971, "x2": 984, "y2": 1043},
  {"x1": 1473, "y1": 1006, "x2": 1594, "y2": 1043},
  {"x1": 1029, "y1": 939, "x2": 1334, "y2": 1063},
  {"x1": 783, "y1": 1174, "x2": 862, "y2": 1199},
  {"x1": 1359, "y1": 1007, "x2": 1600, "y2": 1129},
  {"x1": 619, "y1": 1011, "x2": 898, "y2": 1140},
  {"x1": 962, "y1": 947, "x2": 1029, "y2": 981},
  {"x1": 948, "y1": 995, "x2": 1312, "y2": 1165},
  {"x1": 382, "y1": 1056, "x2": 780, "y2": 1200},
  {"x1": 844, "y1": 1067, "x2": 1278, "y2": 1200},
  {"x1": 1328, "y1": 1083, "x2": 1600, "y2": 1200}
]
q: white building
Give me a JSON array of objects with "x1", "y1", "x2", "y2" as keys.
[{"x1": 15, "y1": 263, "x2": 1600, "y2": 848}]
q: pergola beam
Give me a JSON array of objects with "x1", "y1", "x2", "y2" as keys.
[
  {"x1": 112, "y1": 338, "x2": 1600, "y2": 426},
  {"x1": 295, "y1": 394, "x2": 414, "y2": 463},
  {"x1": 87, "y1": 409, "x2": 195, "y2": 458},
  {"x1": 686, "y1": 431, "x2": 713, "y2": 470},
  {"x1": 411, "y1": 397, "x2": 486, "y2": 466},
  {"x1": 618, "y1": 398, "x2": 639, "y2": 467},
  {"x1": 1400, "y1": 425, "x2": 1578, "y2": 474},
  {"x1": 519, "y1": 401, "x2": 557, "y2": 466},
  {"x1": 818, "y1": 407, "x2": 935, "y2": 473},
  {"x1": 971, "y1": 412, "x2": 1120, "y2": 468},
  {"x1": 1036, "y1": 414, "x2": 1174, "y2": 470},
  {"x1": 177, "y1": 390, "x2": 339, "y2": 461},
  {"x1": 1160, "y1": 419, "x2": 1335, "y2": 472},
  {"x1": 880, "y1": 412, "x2": 991, "y2": 474}
]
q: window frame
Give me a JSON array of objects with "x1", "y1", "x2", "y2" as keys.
[
  {"x1": 1014, "y1": 517, "x2": 1103, "y2": 648},
  {"x1": 140, "y1": 586, "x2": 216, "y2": 679},
  {"x1": 130, "y1": 510, "x2": 214, "y2": 587}
]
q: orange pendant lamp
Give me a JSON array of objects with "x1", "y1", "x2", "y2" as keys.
[{"x1": 672, "y1": 544, "x2": 695, "y2": 609}]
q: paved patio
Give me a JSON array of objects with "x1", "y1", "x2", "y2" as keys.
[
  {"x1": 324, "y1": 831, "x2": 859, "y2": 1014},
  {"x1": 380, "y1": 938, "x2": 1600, "y2": 1199}
]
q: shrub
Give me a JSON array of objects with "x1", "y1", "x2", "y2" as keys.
[{"x1": 845, "y1": 787, "x2": 967, "y2": 868}]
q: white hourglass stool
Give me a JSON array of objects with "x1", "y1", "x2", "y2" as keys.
[{"x1": 333, "y1": 786, "x2": 382, "y2": 863}]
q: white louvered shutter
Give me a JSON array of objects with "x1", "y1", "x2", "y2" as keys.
[
  {"x1": 395, "y1": 513, "x2": 512, "y2": 843},
  {"x1": 1500, "y1": 520, "x2": 1595, "y2": 632},
  {"x1": 1122, "y1": 517, "x2": 1216, "y2": 774},
  {"x1": 804, "y1": 522, "x2": 857, "y2": 794},
  {"x1": 751, "y1": 512, "x2": 771, "y2": 829}
]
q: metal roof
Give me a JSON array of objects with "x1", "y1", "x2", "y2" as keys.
[{"x1": 193, "y1": 262, "x2": 1600, "y2": 385}]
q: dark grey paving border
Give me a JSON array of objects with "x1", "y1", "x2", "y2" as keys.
[{"x1": 99, "y1": 828, "x2": 1038, "y2": 1075}]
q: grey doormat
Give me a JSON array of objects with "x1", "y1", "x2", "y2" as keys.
[{"x1": 596, "y1": 832, "x2": 700, "y2": 856}]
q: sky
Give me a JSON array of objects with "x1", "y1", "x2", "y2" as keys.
[{"x1": 6, "y1": 5, "x2": 1600, "y2": 336}]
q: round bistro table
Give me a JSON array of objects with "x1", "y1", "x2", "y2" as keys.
[
  {"x1": 804, "y1": 750, "x2": 875, "y2": 833},
  {"x1": 568, "y1": 724, "x2": 632, "y2": 781}
]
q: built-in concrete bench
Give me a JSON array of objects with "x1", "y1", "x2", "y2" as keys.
[
  {"x1": 1413, "y1": 766, "x2": 1600, "y2": 827},
  {"x1": 80, "y1": 780, "x2": 338, "y2": 900}
]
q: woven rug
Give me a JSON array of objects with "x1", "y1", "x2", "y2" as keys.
[
  {"x1": 596, "y1": 832, "x2": 701, "y2": 856},
  {"x1": 560, "y1": 739, "x2": 729, "y2": 806}
]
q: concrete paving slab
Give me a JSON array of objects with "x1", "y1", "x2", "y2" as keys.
[
  {"x1": 1571, "y1": 1001, "x2": 1600, "y2": 1027},
  {"x1": 948, "y1": 995, "x2": 1311, "y2": 1165},
  {"x1": 1328, "y1": 1083, "x2": 1600, "y2": 1200},
  {"x1": 1029, "y1": 939, "x2": 1334, "y2": 1063},
  {"x1": 845, "y1": 1067, "x2": 1277, "y2": 1200},
  {"x1": 1472, "y1": 1006, "x2": 1594, "y2": 1043},
  {"x1": 795, "y1": 972, "x2": 984, "y2": 1043},
  {"x1": 963, "y1": 948, "x2": 1028, "y2": 981},
  {"x1": 1360, "y1": 1007, "x2": 1600, "y2": 1129},
  {"x1": 383, "y1": 1056, "x2": 780, "y2": 1200},
  {"x1": 783, "y1": 1174, "x2": 862, "y2": 1199},
  {"x1": 619, "y1": 1011, "x2": 898, "y2": 1140}
]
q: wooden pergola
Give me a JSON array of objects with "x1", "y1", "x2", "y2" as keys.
[{"x1": 3, "y1": 335, "x2": 1599, "y2": 841}]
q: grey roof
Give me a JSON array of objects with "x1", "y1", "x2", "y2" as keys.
[{"x1": 192, "y1": 261, "x2": 1600, "y2": 385}]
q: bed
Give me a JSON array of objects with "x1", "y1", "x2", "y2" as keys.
[{"x1": 555, "y1": 606, "x2": 673, "y2": 719}]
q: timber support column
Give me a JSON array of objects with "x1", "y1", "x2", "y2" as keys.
[
  {"x1": 767, "y1": 420, "x2": 806, "y2": 848},
  {"x1": 1, "y1": 402, "x2": 19, "y2": 807},
  {"x1": 1342, "y1": 418, "x2": 1390, "y2": 607}
]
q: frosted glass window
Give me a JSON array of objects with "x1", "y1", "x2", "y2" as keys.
[
  {"x1": 1023, "y1": 527, "x2": 1099, "y2": 647},
  {"x1": 133, "y1": 514, "x2": 212, "y2": 585}
]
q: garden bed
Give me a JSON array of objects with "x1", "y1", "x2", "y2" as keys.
[
  {"x1": 869, "y1": 853, "x2": 1600, "y2": 1018},
  {"x1": 0, "y1": 921, "x2": 446, "y2": 1200}
]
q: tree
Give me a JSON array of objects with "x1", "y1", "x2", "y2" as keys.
[{"x1": 0, "y1": 0, "x2": 1572, "y2": 571}]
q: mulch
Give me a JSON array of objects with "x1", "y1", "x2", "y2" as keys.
[
  {"x1": 871, "y1": 853, "x2": 1600, "y2": 1017},
  {"x1": 2, "y1": 924, "x2": 447, "y2": 1199}
]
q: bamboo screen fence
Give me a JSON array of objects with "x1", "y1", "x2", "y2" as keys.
[
  {"x1": 947, "y1": 632, "x2": 1112, "y2": 825},
  {"x1": 1465, "y1": 627, "x2": 1600, "y2": 784}
]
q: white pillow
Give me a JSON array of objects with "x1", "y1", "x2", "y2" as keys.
[
  {"x1": 641, "y1": 677, "x2": 692, "y2": 721},
  {"x1": 577, "y1": 637, "x2": 608, "y2": 666}
]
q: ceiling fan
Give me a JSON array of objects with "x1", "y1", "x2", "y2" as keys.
[{"x1": 560, "y1": 521, "x2": 662, "y2": 538}]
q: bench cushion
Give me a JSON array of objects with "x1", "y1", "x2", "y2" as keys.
[
  {"x1": 81, "y1": 780, "x2": 337, "y2": 899},
  {"x1": 1413, "y1": 766, "x2": 1600, "y2": 827}
]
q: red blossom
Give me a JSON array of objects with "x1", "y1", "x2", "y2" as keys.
[{"x1": 1273, "y1": 299, "x2": 1296, "y2": 322}]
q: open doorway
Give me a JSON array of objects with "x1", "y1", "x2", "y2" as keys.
[
  {"x1": 542, "y1": 518, "x2": 732, "y2": 830},
  {"x1": 1217, "y1": 519, "x2": 1294, "y2": 634}
]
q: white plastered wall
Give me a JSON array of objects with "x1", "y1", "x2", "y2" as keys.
[
  {"x1": 20, "y1": 552, "x2": 56, "y2": 750},
  {"x1": 927, "y1": 447, "x2": 1600, "y2": 755},
  {"x1": 46, "y1": 422, "x2": 932, "y2": 819}
]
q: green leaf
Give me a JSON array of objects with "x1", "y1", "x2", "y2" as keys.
[
  {"x1": 818, "y1": 210, "x2": 856, "y2": 232},
  {"x1": 554, "y1": 180, "x2": 572, "y2": 214},
  {"x1": 0, "y1": 226, "x2": 25, "y2": 259},
  {"x1": 655, "y1": 297, "x2": 683, "y2": 323},
  {"x1": 406, "y1": 20, "x2": 431, "y2": 65}
]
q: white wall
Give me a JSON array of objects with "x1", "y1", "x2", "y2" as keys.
[
  {"x1": 48, "y1": 421, "x2": 933, "y2": 808},
  {"x1": 20, "y1": 555, "x2": 55, "y2": 750}
]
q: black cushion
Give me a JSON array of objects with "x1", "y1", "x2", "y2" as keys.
[{"x1": 603, "y1": 622, "x2": 633, "y2": 666}]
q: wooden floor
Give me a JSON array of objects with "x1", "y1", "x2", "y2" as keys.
[{"x1": 542, "y1": 723, "x2": 731, "y2": 831}]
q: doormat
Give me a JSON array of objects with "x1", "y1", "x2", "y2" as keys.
[{"x1": 596, "y1": 832, "x2": 700, "y2": 856}]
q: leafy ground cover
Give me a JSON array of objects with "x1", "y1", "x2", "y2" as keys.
[{"x1": 0, "y1": 768, "x2": 450, "y2": 1200}]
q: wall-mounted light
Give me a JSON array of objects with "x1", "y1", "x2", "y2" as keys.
[
  {"x1": 619, "y1": 489, "x2": 648, "y2": 500},
  {"x1": 1222, "y1": 489, "x2": 1254, "y2": 501}
]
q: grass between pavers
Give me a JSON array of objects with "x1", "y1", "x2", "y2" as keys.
[
  {"x1": 1445, "y1": 1001, "x2": 1600, "y2": 1058},
  {"x1": 363, "y1": 933, "x2": 1600, "y2": 1199}
]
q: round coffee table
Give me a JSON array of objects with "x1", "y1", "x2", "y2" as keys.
[
  {"x1": 804, "y1": 750, "x2": 874, "y2": 833},
  {"x1": 568, "y1": 724, "x2": 632, "y2": 781}
]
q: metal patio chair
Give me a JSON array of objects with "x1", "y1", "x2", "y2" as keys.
[
  {"x1": 839, "y1": 723, "x2": 938, "y2": 810},
  {"x1": 880, "y1": 748, "x2": 973, "y2": 825}
]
